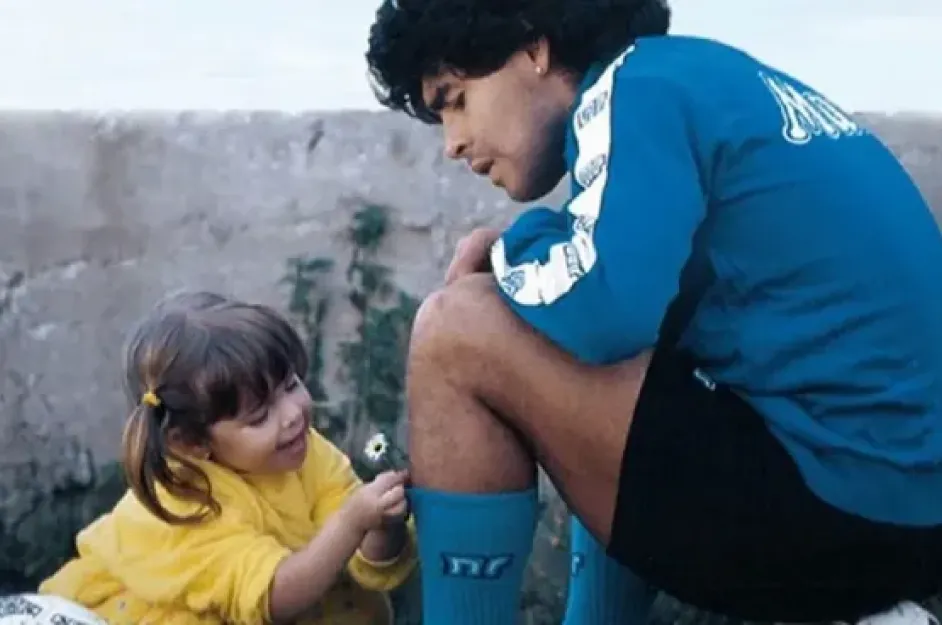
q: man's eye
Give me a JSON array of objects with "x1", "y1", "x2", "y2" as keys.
[{"x1": 445, "y1": 93, "x2": 465, "y2": 111}]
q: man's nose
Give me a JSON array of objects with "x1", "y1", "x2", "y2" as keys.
[{"x1": 443, "y1": 122, "x2": 469, "y2": 160}]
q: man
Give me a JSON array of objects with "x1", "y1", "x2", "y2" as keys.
[{"x1": 366, "y1": 0, "x2": 942, "y2": 624}]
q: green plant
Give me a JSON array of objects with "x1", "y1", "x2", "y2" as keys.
[
  {"x1": 333, "y1": 202, "x2": 419, "y2": 472},
  {"x1": 284, "y1": 255, "x2": 333, "y2": 404},
  {"x1": 0, "y1": 456, "x2": 125, "y2": 594},
  {"x1": 284, "y1": 200, "x2": 419, "y2": 472}
]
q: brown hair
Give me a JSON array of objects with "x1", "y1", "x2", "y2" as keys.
[{"x1": 120, "y1": 291, "x2": 307, "y2": 525}]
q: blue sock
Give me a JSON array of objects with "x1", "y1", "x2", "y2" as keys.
[
  {"x1": 409, "y1": 487, "x2": 538, "y2": 625},
  {"x1": 563, "y1": 514, "x2": 656, "y2": 625}
]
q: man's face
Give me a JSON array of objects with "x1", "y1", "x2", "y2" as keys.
[{"x1": 421, "y1": 50, "x2": 574, "y2": 203}]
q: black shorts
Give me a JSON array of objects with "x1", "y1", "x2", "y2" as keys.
[{"x1": 608, "y1": 346, "x2": 942, "y2": 623}]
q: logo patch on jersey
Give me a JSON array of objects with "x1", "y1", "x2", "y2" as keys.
[
  {"x1": 499, "y1": 268, "x2": 527, "y2": 298},
  {"x1": 562, "y1": 242, "x2": 585, "y2": 280},
  {"x1": 575, "y1": 90, "x2": 610, "y2": 131},
  {"x1": 441, "y1": 553, "x2": 514, "y2": 579},
  {"x1": 575, "y1": 153, "x2": 608, "y2": 189},
  {"x1": 759, "y1": 72, "x2": 864, "y2": 145},
  {"x1": 0, "y1": 596, "x2": 43, "y2": 618},
  {"x1": 52, "y1": 614, "x2": 94, "y2": 625},
  {"x1": 572, "y1": 215, "x2": 594, "y2": 236}
]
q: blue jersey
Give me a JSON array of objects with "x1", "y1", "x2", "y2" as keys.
[{"x1": 490, "y1": 35, "x2": 942, "y2": 526}]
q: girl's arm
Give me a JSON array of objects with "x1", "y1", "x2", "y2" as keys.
[
  {"x1": 302, "y1": 430, "x2": 418, "y2": 593},
  {"x1": 359, "y1": 517, "x2": 409, "y2": 563},
  {"x1": 347, "y1": 514, "x2": 417, "y2": 592},
  {"x1": 267, "y1": 504, "x2": 366, "y2": 624},
  {"x1": 270, "y1": 468, "x2": 412, "y2": 622}
]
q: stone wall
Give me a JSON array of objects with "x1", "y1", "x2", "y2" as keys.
[{"x1": 0, "y1": 110, "x2": 940, "y2": 601}]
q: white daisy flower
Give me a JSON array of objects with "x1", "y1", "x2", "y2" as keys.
[{"x1": 364, "y1": 433, "x2": 390, "y2": 464}]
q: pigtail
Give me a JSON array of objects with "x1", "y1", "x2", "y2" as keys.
[{"x1": 121, "y1": 398, "x2": 220, "y2": 526}]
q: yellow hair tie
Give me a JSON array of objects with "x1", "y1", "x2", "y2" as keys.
[{"x1": 141, "y1": 390, "x2": 161, "y2": 408}]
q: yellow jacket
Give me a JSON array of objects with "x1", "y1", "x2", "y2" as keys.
[{"x1": 39, "y1": 429, "x2": 417, "y2": 625}]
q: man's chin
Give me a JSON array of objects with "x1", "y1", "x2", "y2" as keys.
[
  {"x1": 496, "y1": 176, "x2": 532, "y2": 203},
  {"x1": 503, "y1": 178, "x2": 559, "y2": 204}
]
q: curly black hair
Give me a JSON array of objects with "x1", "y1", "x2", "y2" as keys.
[{"x1": 366, "y1": 0, "x2": 671, "y2": 123}]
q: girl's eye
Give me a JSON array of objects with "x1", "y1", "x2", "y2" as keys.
[
  {"x1": 452, "y1": 92, "x2": 465, "y2": 110},
  {"x1": 249, "y1": 410, "x2": 269, "y2": 426},
  {"x1": 285, "y1": 375, "x2": 300, "y2": 391}
]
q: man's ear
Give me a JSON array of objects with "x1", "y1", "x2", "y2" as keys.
[{"x1": 523, "y1": 36, "x2": 553, "y2": 75}]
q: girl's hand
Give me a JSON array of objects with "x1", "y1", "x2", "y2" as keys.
[
  {"x1": 347, "y1": 470, "x2": 410, "y2": 532},
  {"x1": 270, "y1": 473, "x2": 410, "y2": 623}
]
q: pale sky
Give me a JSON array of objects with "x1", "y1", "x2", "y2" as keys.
[{"x1": 0, "y1": 0, "x2": 937, "y2": 113}]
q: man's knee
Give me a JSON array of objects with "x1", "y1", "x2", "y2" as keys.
[{"x1": 409, "y1": 273, "x2": 508, "y2": 365}]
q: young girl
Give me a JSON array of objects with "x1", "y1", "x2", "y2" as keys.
[{"x1": 39, "y1": 291, "x2": 417, "y2": 625}]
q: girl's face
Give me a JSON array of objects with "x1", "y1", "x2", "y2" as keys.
[{"x1": 205, "y1": 375, "x2": 313, "y2": 474}]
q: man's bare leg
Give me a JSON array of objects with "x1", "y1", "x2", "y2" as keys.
[{"x1": 406, "y1": 274, "x2": 653, "y2": 624}]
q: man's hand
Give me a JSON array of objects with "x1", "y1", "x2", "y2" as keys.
[{"x1": 445, "y1": 227, "x2": 503, "y2": 285}]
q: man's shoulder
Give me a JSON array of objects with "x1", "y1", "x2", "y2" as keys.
[
  {"x1": 572, "y1": 35, "x2": 754, "y2": 128},
  {"x1": 578, "y1": 35, "x2": 753, "y2": 90},
  {"x1": 567, "y1": 36, "x2": 744, "y2": 157}
]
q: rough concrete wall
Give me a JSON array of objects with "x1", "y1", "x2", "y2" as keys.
[{"x1": 0, "y1": 110, "x2": 940, "y2": 583}]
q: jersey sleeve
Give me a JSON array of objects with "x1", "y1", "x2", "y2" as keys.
[{"x1": 490, "y1": 53, "x2": 711, "y2": 364}]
